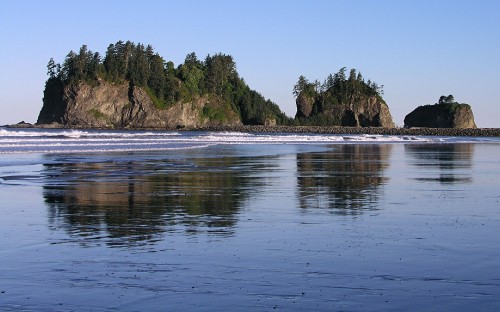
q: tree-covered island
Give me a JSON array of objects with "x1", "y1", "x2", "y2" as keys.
[
  {"x1": 39, "y1": 41, "x2": 291, "y2": 128},
  {"x1": 292, "y1": 68, "x2": 394, "y2": 127}
]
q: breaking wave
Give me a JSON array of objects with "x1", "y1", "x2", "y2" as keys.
[{"x1": 0, "y1": 128, "x2": 496, "y2": 154}]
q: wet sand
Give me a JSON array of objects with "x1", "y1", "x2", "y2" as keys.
[{"x1": 1, "y1": 143, "x2": 500, "y2": 311}]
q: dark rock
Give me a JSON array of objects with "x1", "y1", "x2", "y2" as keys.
[
  {"x1": 404, "y1": 103, "x2": 476, "y2": 129},
  {"x1": 37, "y1": 77, "x2": 66, "y2": 125},
  {"x1": 5, "y1": 121, "x2": 34, "y2": 128},
  {"x1": 296, "y1": 92, "x2": 395, "y2": 128},
  {"x1": 295, "y1": 93, "x2": 314, "y2": 118}
]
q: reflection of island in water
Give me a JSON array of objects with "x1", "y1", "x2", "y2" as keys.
[
  {"x1": 405, "y1": 144, "x2": 474, "y2": 184},
  {"x1": 296, "y1": 144, "x2": 392, "y2": 215},
  {"x1": 43, "y1": 156, "x2": 268, "y2": 247}
]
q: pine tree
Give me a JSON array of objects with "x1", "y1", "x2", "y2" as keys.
[
  {"x1": 293, "y1": 75, "x2": 309, "y2": 97},
  {"x1": 47, "y1": 58, "x2": 57, "y2": 78}
]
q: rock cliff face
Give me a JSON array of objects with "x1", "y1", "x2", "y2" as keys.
[
  {"x1": 37, "y1": 79, "x2": 242, "y2": 128},
  {"x1": 404, "y1": 103, "x2": 476, "y2": 129},
  {"x1": 338, "y1": 96, "x2": 394, "y2": 127},
  {"x1": 295, "y1": 93, "x2": 315, "y2": 118},
  {"x1": 296, "y1": 93, "x2": 394, "y2": 128}
]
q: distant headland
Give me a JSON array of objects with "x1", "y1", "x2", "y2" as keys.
[{"x1": 29, "y1": 41, "x2": 481, "y2": 132}]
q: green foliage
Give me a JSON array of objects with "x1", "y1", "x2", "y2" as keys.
[
  {"x1": 148, "y1": 54, "x2": 167, "y2": 99},
  {"x1": 46, "y1": 41, "x2": 291, "y2": 125},
  {"x1": 433, "y1": 95, "x2": 470, "y2": 114},
  {"x1": 438, "y1": 94, "x2": 455, "y2": 104},
  {"x1": 47, "y1": 58, "x2": 57, "y2": 78},
  {"x1": 144, "y1": 86, "x2": 169, "y2": 110},
  {"x1": 293, "y1": 75, "x2": 317, "y2": 98},
  {"x1": 440, "y1": 103, "x2": 460, "y2": 113},
  {"x1": 179, "y1": 53, "x2": 204, "y2": 96},
  {"x1": 202, "y1": 105, "x2": 227, "y2": 123},
  {"x1": 204, "y1": 53, "x2": 236, "y2": 95},
  {"x1": 88, "y1": 109, "x2": 107, "y2": 120},
  {"x1": 294, "y1": 114, "x2": 341, "y2": 126},
  {"x1": 54, "y1": 45, "x2": 101, "y2": 85}
]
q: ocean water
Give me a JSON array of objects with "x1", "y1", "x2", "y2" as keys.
[{"x1": 1, "y1": 128, "x2": 499, "y2": 311}]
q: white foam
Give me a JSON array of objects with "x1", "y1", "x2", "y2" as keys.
[
  {"x1": 0, "y1": 129, "x2": 180, "y2": 138},
  {"x1": 196, "y1": 133, "x2": 436, "y2": 144},
  {"x1": 0, "y1": 143, "x2": 215, "y2": 154},
  {"x1": 1, "y1": 129, "x2": 497, "y2": 154}
]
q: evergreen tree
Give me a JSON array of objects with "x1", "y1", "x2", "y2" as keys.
[
  {"x1": 47, "y1": 58, "x2": 57, "y2": 78},
  {"x1": 334, "y1": 67, "x2": 346, "y2": 83},
  {"x1": 128, "y1": 43, "x2": 149, "y2": 86},
  {"x1": 293, "y1": 75, "x2": 310, "y2": 97},
  {"x1": 439, "y1": 94, "x2": 455, "y2": 104},
  {"x1": 349, "y1": 68, "x2": 357, "y2": 81},
  {"x1": 61, "y1": 50, "x2": 77, "y2": 83},
  {"x1": 103, "y1": 43, "x2": 118, "y2": 81},
  {"x1": 179, "y1": 52, "x2": 204, "y2": 96},
  {"x1": 323, "y1": 74, "x2": 335, "y2": 91},
  {"x1": 205, "y1": 53, "x2": 236, "y2": 96},
  {"x1": 146, "y1": 54, "x2": 166, "y2": 98}
]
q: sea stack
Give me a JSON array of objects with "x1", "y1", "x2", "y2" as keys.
[
  {"x1": 404, "y1": 95, "x2": 476, "y2": 129},
  {"x1": 293, "y1": 68, "x2": 395, "y2": 127}
]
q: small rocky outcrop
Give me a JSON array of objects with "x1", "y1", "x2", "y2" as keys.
[
  {"x1": 37, "y1": 79, "x2": 242, "y2": 129},
  {"x1": 9, "y1": 121, "x2": 34, "y2": 128},
  {"x1": 404, "y1": 98, "x2": 476, "y2": 129}
]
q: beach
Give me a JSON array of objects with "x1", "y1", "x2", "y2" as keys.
[{"x1": 1, "y1": 128, "x2": 500, "y2": 311}]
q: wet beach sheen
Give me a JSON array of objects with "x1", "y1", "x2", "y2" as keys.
[{"x1": 1, "y1": 129, "x2": 499, "y2": 311}]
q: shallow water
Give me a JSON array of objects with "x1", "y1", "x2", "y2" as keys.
[{"x1": 1, "y1": 130, "x2": 499, "y2": 311}]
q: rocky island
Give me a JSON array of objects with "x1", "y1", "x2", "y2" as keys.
[{"x1": 404, "y1": 95, "x2": 476, "y2": 129}]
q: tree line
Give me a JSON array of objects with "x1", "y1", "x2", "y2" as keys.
[
  {"x1": 46, "y1": 41, "x2": 290, "y2": 125},
  {"x1": 294, "y1": 68, "x2": 383, "y2": 106},
  {"x1": 294, "y1": 67, "x2": 383, "y2": 96}
]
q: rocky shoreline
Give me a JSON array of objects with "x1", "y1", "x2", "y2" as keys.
[
  {"x1": 4, "y1": 122, "x2": 500, "y2": 137},
  {"x1": 195, "y1": 125, "x2": 500, "y2": 137}
]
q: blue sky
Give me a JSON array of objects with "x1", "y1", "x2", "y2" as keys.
[{"x1": 1, "y1": 0, "x2": 499, "y2": 127}]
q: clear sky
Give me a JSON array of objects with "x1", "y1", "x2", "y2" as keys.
[{"x1": 1, "y1": 0, "x2": 499, "y2": 127}]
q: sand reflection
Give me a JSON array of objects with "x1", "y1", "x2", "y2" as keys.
[
  {"x1": 296, "y1": 144, "x2": 392, "y2": 215},
  {"x1": 405, "y1": 144, "x2": 474, "y2": 184},
  {"x1": 43, "y1": 156, "x2": 265, "y2": 246}
]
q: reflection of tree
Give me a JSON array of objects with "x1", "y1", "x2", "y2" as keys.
[
  {"x1": 296, "y1": 144, "x2": 392, "y2": 215},
  {"x1": 405, "y1": 144, "x2": 474, "y2": 184},
  {"x1": 44, "y1": 156, "x2": 266, "y2": 247}
]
